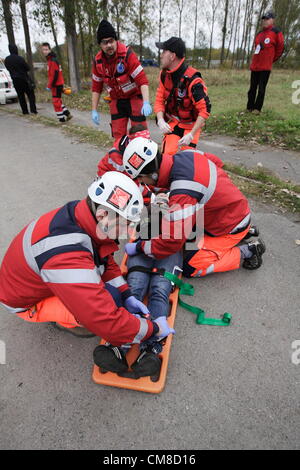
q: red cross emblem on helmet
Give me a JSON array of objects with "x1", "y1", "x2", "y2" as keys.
[
  {"x1": 128, "y1": 152, "x2": 145, "y2": 170},
  {"x1": 107, "y1": 186, "x2": 132, "y2": 211}
]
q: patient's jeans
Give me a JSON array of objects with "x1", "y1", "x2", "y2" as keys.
[{"x1": 126, "y1": 252, "x2": 183, "y2": 320}]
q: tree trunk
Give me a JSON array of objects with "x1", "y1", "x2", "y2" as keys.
[
  {"x1": 20, "y1": 0, "x2": 35, "y2": 81},
  {"x1": 64, "y1": 0, "x2": 81, "y2": 92},
  {"x1": 220, "y1": 0, "x2": 229, "y2": 64},
  {"x1": 101, "y1": 0, "x2": 109, "y2": 18},
  {"x1": 231, "y1": 0, "x2": 241, "y2": 67},
  {"x1": 208, "y1": 22, "x2": 215, "y2": 69},
  {"x1": 225, "y1": 1, "x2": 236, "y2": 61},
  {"x1": 139, "y1": 0, "x2": 143, "y2": 60},
  {"x1": 45, "y1": 0, "x2": 62, "y2": 64},
  {"x1": 158, "y1": 0, "x2": 163, "y2": 65},
  {"x1": 193, "y1": 0, "x2": 199, "y2": 65},
  {"x1": 1, "y1": 0, "x2": 16, "y2": 45},
  {"x1": 76, "y1": 1, "x2": 87, "y2": 77}
]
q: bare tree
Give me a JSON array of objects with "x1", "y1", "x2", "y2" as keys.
[
  {"x1": 220, "y1": 0, "x2": 230, "y2": 64},
  {"x1": 110, "y1": 0, "x2": 133, "y2": 39},
  {"x1": 19, "y1": 0, "x2": 34, "y2": 80},
  {"x1": 231, "y1": 0, "x2": 242, "y2": 67},
  {"x1": 192, "y1": 0, "x2": 199, "y2": 65},
  {"x1": 1, "y1": 0, "x2": 16, "y2": 45},
  {"x1": 174, "y1": 0, "x2": 185, "y2": 37},
  {"x1": 130, "y1": 0, "x2": 152, "y2": 60},
  {"x1": 225, "y1": 0, "x2": 238, "y2": 61},
  {"x1": 157, "y1": 0, "x2": 169, "y2": 64},
  {"x1": 63, "y1": 0, "x2": 81, "y2": 92},
  {"x1": 32, "y1": 0, "x2": 62, "y2": 63},
  {"x1": 206, "y1": 0, "x2": 221, "y2": 68}
]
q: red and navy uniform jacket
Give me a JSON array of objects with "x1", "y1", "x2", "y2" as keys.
[
  {"x1": 46, "y1": 52, "x2": 64, "y2": 89},
  {"x1": 92, "y1": 42, "x2": 148, "y2": 100},
  {"x1": 154, "y1": 58, "x2": 211, "y2": 123},
  {"x1": 250, "y1": 26, "x2": 284, "y2": 72},
  {"x1": 0, "y1": 199, "x2": 156, "y2": 346},
  {"x1": 136, "y1": 150, "x2": 250, "y2": 259}
]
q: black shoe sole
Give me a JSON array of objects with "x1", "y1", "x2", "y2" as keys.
[
  {"x1": 242, "y1": 238, "x2": 266, "y2": 270},
  {"x1": 94, "y1": 345, "x2": 128, "y2": 374}
]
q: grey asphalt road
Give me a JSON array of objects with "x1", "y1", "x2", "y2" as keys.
[{"x1": 0, "y1": 111, "x2": 300, "y2": 450}]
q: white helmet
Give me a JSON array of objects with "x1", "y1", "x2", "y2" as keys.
[
  {"x1": 88, "y1": 171, "x2": 144, "y2": 222},
  {"x1": 123, "y1": 137, "x2": 158, "y2": 179}
]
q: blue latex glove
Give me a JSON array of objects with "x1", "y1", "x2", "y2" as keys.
[
  {"x1": 125, "y1": 242, "x2": 138, "y2": 256},
  {"x1": 154, "y1": 316, "x2": 175, "y2": 339},
  {"x1": 92, "y1": 110, "x2": 100, "y2": 125},
  {"x1": 141, "y1": 101, "x2": 152, "y2": 116},
  {"x1": 45, "y1": 87, "x2": 51, "y2": 92},
  {"x1": 125, "y1": 296, "x2": 150, "y2": 315}
]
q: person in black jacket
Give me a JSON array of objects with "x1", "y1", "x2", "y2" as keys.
[{"x1": 4, "y1": 44, "x2": 37, "y2": 115}]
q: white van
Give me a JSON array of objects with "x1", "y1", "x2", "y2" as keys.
[{"x1": 0, "y1": 59, "x2": 18, "y2": 104}]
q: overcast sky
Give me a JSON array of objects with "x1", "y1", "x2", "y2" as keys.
[{"x1": 0, "y1": 4, "x2": 223, "y2": 60}]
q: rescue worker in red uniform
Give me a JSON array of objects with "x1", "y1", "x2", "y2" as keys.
[
  {"x1": 154, "y1": 37, "x2": 211, "y2": 155},
  {"x1": 0, "y1": 172, "x2": 174, "y2": 374},
  {"x1": 122, "y1": 138, "x2": 266, "y2": 277},
  {"x1": 96, "y1": 124, "x2": 163, "y2": 206},
  {"x1": 91, "y1": 20, "x2": 152, "y2": 143},
  {"x1": 41, "y1": 42, "x2": 72, "y2": 123},
  {"x1": 247, "y1": 11, "x2": 284, "y2": 114}
]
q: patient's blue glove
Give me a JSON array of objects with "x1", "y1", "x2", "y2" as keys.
[
  {"x1": 154, "y1": 316, "x2": 175, "y2": 338},
  {"x1": 141, "y1": 101, "x2": 152, "y2": 116},
  {"x1": 125, "y1": 296, "x2": 149, "y2": 315},
  {"x1": 125, "y1": 242, "x2": 138, "y2": 256}
]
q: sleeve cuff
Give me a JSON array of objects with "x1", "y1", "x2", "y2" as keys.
[{"x1": 121, "y1": 289, "x2": 132, "y2": 302}]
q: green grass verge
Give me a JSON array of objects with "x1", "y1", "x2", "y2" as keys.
[
  {"x1": 35, "y1": 67, "x2": 300, "y2": 150},
  {"x1": 1, "y1": 105, "x2": 299, "y2": 213},
  {"x1": 0, "y1": 106, "x2": 113, "y2": 148},
  {"x1": 225, "y1": 162, "x2": 300, "y2": 213}
]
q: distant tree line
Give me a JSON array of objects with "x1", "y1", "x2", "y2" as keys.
[{"x1": 0, "y1": 0, "x2": 299, "y2": 92}]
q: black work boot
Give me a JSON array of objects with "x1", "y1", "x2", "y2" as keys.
[
  {"x1": 118, "y1": 351, "x2": 162, "y2": 382},
  {"x1": 242, "y1": 225, "x2": 259, "y2": 240},
  {"x1": 242, "y1": 238, "x2": 266, "y2": 270},
  {"x1": 93, "y1": 344, "x2": 128, "y2": 374}
]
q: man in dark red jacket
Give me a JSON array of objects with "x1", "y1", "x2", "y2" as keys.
[
  {"x1": 247, "y1": 11, "x2": 284, "y2": 114},
  {"x1": 41, "y1": 42, "x2": 72, "y2": 123},
  {"x1": 91, "y1": 20, "x2": 152, "y2": 143},
  {"x1": 122, "y1": 138, "x2": 266, "y2": 276}
]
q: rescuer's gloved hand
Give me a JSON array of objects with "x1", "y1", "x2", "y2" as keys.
[
  {"x1": 154, "y1": 316, "x2": 175, "y2": 338},
  {"x1": 157, "y1": 118, "x2": 172, "y2": 134},
  {"x1": 125, "y1": 242, "x2": 139, "y2": 256},
  {"x1": 45, "y1": 87, "x2": 51, "y2": 92},
  {"x1": 92, "y1": 110, "x2": 100, "y2": 125},
  {"x1": 178, "y1": 132, "x2": 194, "y2": 147},
  {"x1": 124, "y1": 296, "x2": 150, "y2": 315},
  {"x1": 141, "y1": 101, "x2": 152, "y2": 116}
]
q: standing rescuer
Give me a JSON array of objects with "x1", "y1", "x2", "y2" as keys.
[
  {"x1": 91, "y1": 19, "x2": 152, "y2": 143},
  {"x1": 247, "y1": 11, "x2": 284, "y2": 114},
  {"x1": 154, "y1": 37, "x2": 211, "y2": 155},
  {"x1": 0, "y1": 172, "x2": 174, "y2": 372},
  {"x1": 41, "y1": 42, "x2": 72, "y2": 123}
]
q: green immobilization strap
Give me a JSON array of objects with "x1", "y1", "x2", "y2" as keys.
[{"x1": 163, "y1": 272, "x2": 232, "y2": 327}]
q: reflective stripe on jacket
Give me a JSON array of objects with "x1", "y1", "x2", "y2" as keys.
[{"x1": 0, "y1": 199, "x2": 155, "y2": 345}]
